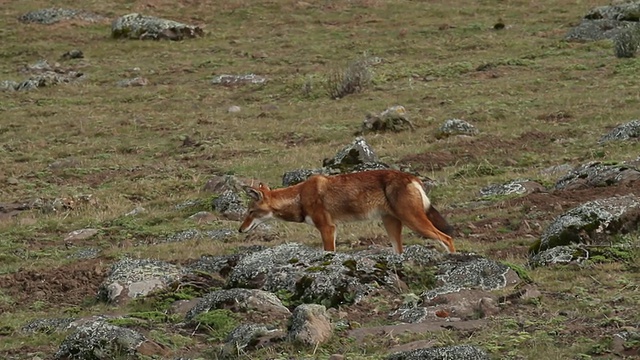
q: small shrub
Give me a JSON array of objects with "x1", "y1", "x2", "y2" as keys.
[
  {"x1": 614, "y1": 26, "x2": 640, "y2": 58},
  {"x1": 325, "y1": 57, "x2": 372, "y2": 99}
]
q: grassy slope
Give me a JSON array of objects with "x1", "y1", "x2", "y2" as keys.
[{"x1": 0, "y1": 0, "x2": 639, "y2": 359}]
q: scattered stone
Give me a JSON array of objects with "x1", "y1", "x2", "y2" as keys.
[
  {"x1": 19, "y1": 8, "x2": 105, "y2": 25},
  {"x1": 534, "y1": 194, "x2": 640, "y2": 254},
  {"x1": 612, "y1": 329, "x2": 640, "y2": 357},
  {"x1": 98, "y1": 258, "x2": 184, "y2": 304},
  {"x1": 61, "y1": 49, "x2": 84, "y2": 60},
  {"x1": 323, "y1": 136, "x2": 380, "y2": 169},
  {"x1": 188, "y1": 211, "x2": 218, "y2": 223},
  {"x1": 202, "y1": 174, "x2": 258, "y2": 195},
  {"x1": 111, "y1": 13, "x2": 204, "y2": 40},
  {"x1": 117, "y1": 77, "x2": 148, "y2": 87},
  {"x1": 212, "y1": 190, "x2": 246, "y2": 221},
  {"x1": 288, "y1": 304, "x2": 333, "y2": 346},
  {"x1": 585, "y1": 2, "x2": 640, "y2": 21},
  {"x1": 54, "y1": 321, "x2": 166, "y2": 359},
  {"x1": 599, "y1": 120, "x2": 640, "y2": 143},
  {"x1": 479, "y1": 179, "x2": 544, "y2": 198},
  {"x1": 64, "y1": 228, "x2": 99, "y2": 242},
  {"x1": 360, "y1": 105, "x2": 416, "y2": 134},
  {"x1": 48, "y1": 157, "x2": 80, "y2": 170},
  {"x1": 125, "y1": 206, "x2": 146, "y2": 216},
  {"x1": 227, "y1": 105, "x2": 241, "y2": 113},
  {"x1": 68, "y1": 247, "x2": 101, "y2": 260},
  {"x1": 185, "y1": 288, "x2": 291, "y2": 322},
  {"x1": 387, "y1": 344, "x2": 490, "y2": 360},
  {"x1": 1, "y1": 63, "x2": 84, "y2": 91},
  {"x1": 211, "y1": 74, "x2": 266, "y2": 86},
  {"x1": 555, "y1": 161, "x2": 640, "y2": 190},
  {"x1": 435, "y1": 119, "x2": 479, "y2": 139}
]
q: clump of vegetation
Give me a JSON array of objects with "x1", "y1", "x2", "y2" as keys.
[
  {"x1": 193, "y1": 309, "x2": 239, "y2": 340},
  {"x1": 325, "y1": 57, "x2": 372, "y2": 99},
  {"x1": 614, "y1": 25, "x2": 640, "y2": 58}
]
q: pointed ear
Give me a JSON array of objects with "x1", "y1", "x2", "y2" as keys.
[{"x1": 243, "y1": 186, "x2": 263, "y2": 201}]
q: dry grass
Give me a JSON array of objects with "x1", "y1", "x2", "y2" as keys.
[{"x1": 1, "y1": 0, "x2": 639, "y2": 358}]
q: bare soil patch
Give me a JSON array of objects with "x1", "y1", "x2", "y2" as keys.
[{"x1": 0, "y1": 259, "x2": 108, "y2": 312}]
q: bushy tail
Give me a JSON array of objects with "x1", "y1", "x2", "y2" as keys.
[{"x1": 426, "y1": 205, "x2": 454, "y2": 236}]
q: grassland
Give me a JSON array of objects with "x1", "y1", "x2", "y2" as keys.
[{"x1": 0, "y1": 0, "x2": 639, "y2": 359}]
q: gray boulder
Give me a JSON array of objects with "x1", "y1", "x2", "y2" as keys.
[
  {"x1": 529, "y1": 244, "x2": 588, "y2": 267},
  {"x1": 599, "y1": 120, "x2": 640, "y2": 143},
  {"x1": 534, "y1": 194, "x2": 640, "y2": 253},
  {"x1": 585, "y1": 2, "x2": 640, "y2": 21},
  {"x1": 54, "y1": 321, "x2": 165, "y2": 359},
  {"x1": 282, "y1": 137, "x2": 390, "y2": 186},
  {"x1": 435, "y1": 119, "x2": 479, "y2": 139},
  {"x1": 22, "y1": 317, "x2": 76, "y2": 334},
  {"x1": 360, "y1": 105, "x2": 416, "y2": 134},
  {"x1": 19, "y1": 8, "x2": 104, "y2": 24},
  {"x1": 212, "y1": 190, "x2": 247, "y2": 221},
  {"x1": 565, "y1": 2, "x2": 640, "y2": 41},
  {"x1": 555, "y1": 161, "x2": 640, "y2": 190},
  {"x1": 111, "y1": 13, "x2": 204, "y2": 40},
  {"x1": 98, "y1": 258, "x2": 184, "y2": 304},
  {"x1": 288, "y1": 304, "x2": 333, "y2": 346},
  {"x1": 186, "y1": 288, "x2": 290, "y2": 322},
  {"x1": 387, "y1": 344, "x2": 490, "y2": 360}
]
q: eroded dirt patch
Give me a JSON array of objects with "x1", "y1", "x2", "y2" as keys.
[{"x1": 0, "y1": 259, "x2": 108, "y2": 312}]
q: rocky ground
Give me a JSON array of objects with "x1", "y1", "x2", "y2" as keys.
[{"x1": 0, "y1": 1, "x2": 639, "y2": 360}]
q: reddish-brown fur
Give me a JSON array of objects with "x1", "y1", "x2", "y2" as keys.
[{"x1": 239, "y1": 169, "x2": 455, "y2": 254}]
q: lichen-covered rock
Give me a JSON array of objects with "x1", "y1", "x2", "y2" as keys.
[
  {"x1": 22, "y1": 317, "x2": 76, "y2": 334},
  {"x1": 186, "y1": 245, "x2": 266, "y2": 276},
  {"x1": 288, "y1": 304, "x2": 333, "y2": 346},
  {"x1": 220, "y1": 324, "x2": 277, "y2": 358},
  {"x1": 211, "y1": 74, "x2": 266, "y2": 86},
  {"x1": 535, "y1": 194, "x2": 640, "y2": 253},
  {"x1": 116, "y1": 77, "x2": 148, "y2": 87},
  {"x1": 529, "y1": 244, "x2": 588, "y2": 267},
  {"x1": 68, "y1": 247, "x2": 101, "y2": 260},
  {"x1": 565, "y1": 19, "x2": 636, "y2": 41},
  {"x1": 2, "y1": 70, "x2": 84, "y2": 91},
  {"x1": 19, "y1": 8, "x2": 105, "y2": 24},
  {"x1": 599, "y1": 120, "x2": 640, "y2": 143},
  {"x1": 281, "y1": 137, "x2": 390, "y2": 186},
  {"x1": 585, "y1": 2, "x2": 640, "y2": 21},
  {"x1": 564, "y1": 2, "x2": 640, "y2": 42},
  {"x1": 54, "y1": 321, "x2": 165, "y2": 359},
  {"x1": 202, "y1": 174, "x2": 255, "y2": 195},
  {"x1": 212, "y1": 190, "x2": 247, "y2": 221},
  {"x1": 98, "y1": 258, "x2": 184, "y2": 303},
  {"x1": 323, "y1": 136, "x2": 380, "y2": 168},
  {"x1": 282, "y1": 168, "x2": 330, "y2": 187},
  {"x1": 226, "y1": 243, "x2": 447, "y2": 307},
  {"x1": 556, "y1": 161, "x2": 640, "y2": 190},
  {"x1": 435, "y1": 119, "x2": 479, "y2": 139},
  {"x1": 479, "y1": 179, "x2": 544, "y2": 198},
  {"x1": 111, "y1": 13, "x2": 204, "y2": 40},
  {"x1": 361, "y1": 105, "x2": 415, "y2": 134},
  {"x1": 387, "y1": 344, "x2": 490, "y2": 360},
  {"x1": 422, "y1": 255, "x2": 520, "y2": 301},
  {"x1": 186, "y1": 289, "x2": 290, "y2": 322}
]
